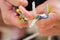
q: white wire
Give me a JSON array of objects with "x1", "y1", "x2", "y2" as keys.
[
  {"x1": 32, "y1": 1, "x2": 37, "y2": 16},
  {"x1": 29, "y1": 19, "x2": 38, "y2": 28},
  {"x1": 23, "y1": 33, "x2": 39, "y2": 40},
  {"x1": 29, "y1": 1, "x2": 38, "y2": 28},
  {"x1": 48, "y1": 36, "x2": 52, "y2": 40},
  {"x1": 45, "y1": 4, "x2": 48, "y2": 15}
]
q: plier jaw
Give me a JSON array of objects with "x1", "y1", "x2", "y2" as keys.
[{"x1": 13, "y1": 6, "x2": 27, "y2": 22}]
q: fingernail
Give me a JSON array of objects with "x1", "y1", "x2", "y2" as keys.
[
  {"x1": 21, "y1": 0, "x2": 28, "y2": 3},
  {"x1": 22, "y1": 0, "x2": 28, "y2": 6},
  {"x1": 24, "y1": 0, "x2": 28, "y2": 3}
]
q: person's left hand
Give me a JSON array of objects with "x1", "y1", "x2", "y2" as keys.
[
  {"x1": 0, "y1": 0, "x2": 29, "y2": 39},
  {"x1": 0, "y1": 0, "x2": 29, "y2": 28}
]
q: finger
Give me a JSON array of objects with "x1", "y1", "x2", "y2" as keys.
[
  {"x1": 19, "y1": 6, "x2": 34, "y2": 20},
  {"x1": 36, "y1": 13, "x2": 57, "y2": 30},
  {"x1": 6, "y1": 0, "x2": 28, "y2": 7},
  {"x1": 36, "y1": 1, "x2": 48, "y2": 14}
]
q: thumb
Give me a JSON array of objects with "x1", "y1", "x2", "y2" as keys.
[{"x1": 6, "y1": 0, "x2": 28, "y2": 7}]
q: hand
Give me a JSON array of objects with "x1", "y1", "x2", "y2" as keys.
[
  {"x1": 19, "y1": 0, "x2": 60, "y2": 36},
  {"x1": 0, "y1": 0, "x2": 28, "y2": 29},
  {"x1": 0, "y1": 0, "x2": 29, "y2": 39},
  {"x1": 36, "y1": 0, "x2": 60, "y2": 36}
]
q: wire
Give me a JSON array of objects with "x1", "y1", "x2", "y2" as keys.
[{"x1": 23, "y1": 33, "x2": 39, "y2": 40}]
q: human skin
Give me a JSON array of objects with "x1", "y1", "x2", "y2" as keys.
[
  {"x1": 0, "y1": 0, "x2": 28, "y2": 40},
  {"x1": 36, "y1": 0, "x2": 60, "y2": 36},
  {"x1": 19, "y1": 0, "x2": 60, "y2": 36}
]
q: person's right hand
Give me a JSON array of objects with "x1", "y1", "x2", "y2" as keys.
[
  {"x1": 36, "y1": 0, "x2": 60, "y2": 36},
  {"x1": 0, "y1": 0, "x2": 29, "y2": 29},
  {"x1": 19, "y1": 0, "x2": 60, "y2": 36}
]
